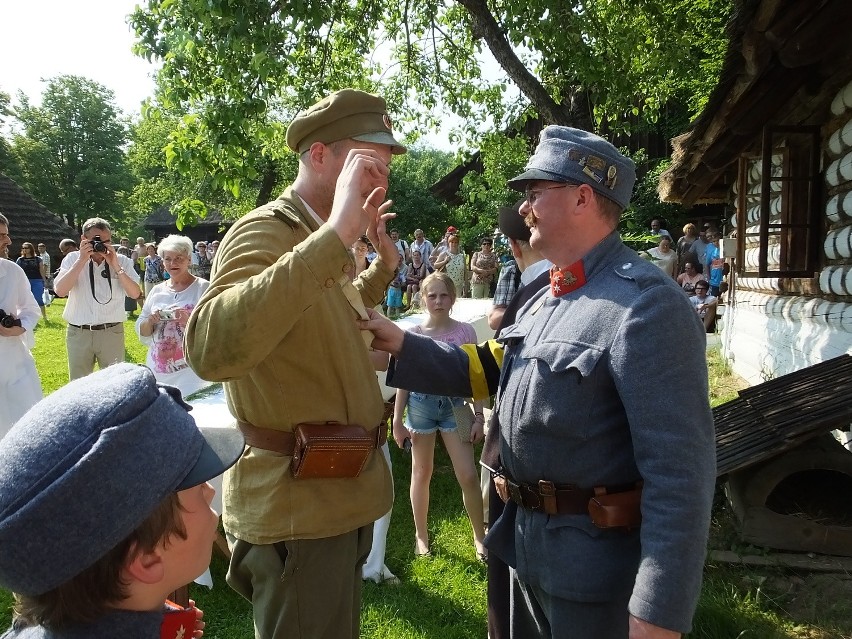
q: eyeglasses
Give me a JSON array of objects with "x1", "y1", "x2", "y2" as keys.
[
  {"x1": 162, "y1": 255, "x2": 187, "y2": 263},
  {"x1": 525, "y1": 184, "x2": 577, "y2": 205},
  {"x1": 695, "y1": 287, "x2": 708, "y2": 292}
]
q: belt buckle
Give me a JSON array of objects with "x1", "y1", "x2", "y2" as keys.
[
  {"x1": 520, "y1": 484, "x2": 542, "y2": 511},
  {"x1": 506, "y1": 478, "x2": 523, "y2": 506},
  {"x1": 538, "y1": 480, "x2": 557, "y2": 515}
]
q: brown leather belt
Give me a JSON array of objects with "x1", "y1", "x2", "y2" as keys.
[
  {"x1": 505, "y1": 479, "x2": 593, "y2": 515},
  {"x1": 236, "y1": 419, "x2": 387, "y2": 456}
]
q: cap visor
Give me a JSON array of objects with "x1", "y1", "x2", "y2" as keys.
[
  {"x1": 351, "y1": 132, "x2": 407, "y2": 154},
  {"x1": 177, "y1": 426, "x2": 245, "y2": 490},
  {"x1": 507, "y1": 168, "x2": 569, "y2": 191}
]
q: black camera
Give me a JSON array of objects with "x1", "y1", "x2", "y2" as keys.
[
  {"x1": 91, "y1": 235, "x2": 108, "y2": 253},
  {"x1": 0, "y1": 309, "x2": 22, "y2": 329}
]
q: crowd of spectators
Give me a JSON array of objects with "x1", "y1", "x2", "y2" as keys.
[
  {"x1": 0, "y1": 214, "x2": 224, "y2": 438},
  {"x1": 643, "y1": 218, "x2": 727, "y2": 332}
]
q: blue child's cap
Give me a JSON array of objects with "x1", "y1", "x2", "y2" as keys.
[{"x1": 0, "y1": 364, "x2": 244, "y2": 596}]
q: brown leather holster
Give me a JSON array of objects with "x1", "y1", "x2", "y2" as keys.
[{"x1": 236, "y1": 420, "x2": 387, "y2": 479}]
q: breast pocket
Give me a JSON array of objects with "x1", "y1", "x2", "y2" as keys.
[{"x1": 515, "y1": 341, "x2": 605, "y2": 438}]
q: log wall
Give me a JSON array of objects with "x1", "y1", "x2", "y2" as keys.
[{"x1": 723, "y1": 77, "x2": 852, "y2": 383}]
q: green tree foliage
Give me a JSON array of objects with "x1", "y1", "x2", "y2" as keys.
[
  {"x1": 454, "y1": 134, "x2": 529, "y2": 249},
  {"x1": 129, "y1": 0, "x2": 731, "y2": 225},
  {"x1": 0, "y1": 90, "x2": 22, "y2": 182},
  {"x1": 385, "y1": 147, "x2": 455, "y2": 242},
  {"x1": 10, "y1": 76, "x2": 133, "y2": 229},
  {"x1": 125, "y1": 109, "x2": 284, "y2": 229}
]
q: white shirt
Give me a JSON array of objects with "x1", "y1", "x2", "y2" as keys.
[
  {"x1": 59, "y1": 252, "x2": 140, "y2": 325},
  {"x1": 412, "y1": 239, "x2": 434, "y2": 261},
  {"x1": 0, "y1": 260, "x2": 43, "y2": 437},
  {"x1": 136, "y1": 278, "x2": 211, "y2": 397},
  {"x1": 0, "y1": 259, "x2": 40, "y2": 347},
  {"x1": 690, "y1": 294, "x2": 717, "y2": 318},
  {"x1": 38, "y1": 251, "x2": 51, "y2": 273},
  {"x1": 521, "y1": 259, "x2": 553, "y2": 286}
]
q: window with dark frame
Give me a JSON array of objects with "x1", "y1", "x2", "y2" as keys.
[{"x1": 736, "y1": 125, "x2": 822, "y2": 279}]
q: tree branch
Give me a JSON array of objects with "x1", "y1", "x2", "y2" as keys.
[{"x1": 455, "y1": 0, "x2": 573, "y2": 125}]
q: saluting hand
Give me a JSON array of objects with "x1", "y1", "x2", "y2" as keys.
[{"x1": 328, "y1": 149, "x2": 392, "y2": 247}]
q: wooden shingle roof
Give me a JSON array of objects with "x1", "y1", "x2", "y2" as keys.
[
  {"x1": 0, "y1": 173, "x2": 76, "y2": 264},
  {"x1": 715, "y1": 355, "x2": 852, "y2": 476}
]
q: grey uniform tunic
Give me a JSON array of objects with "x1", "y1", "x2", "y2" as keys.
[{"x1": 389, "y1": 232, "x2": 716, "y2": 633}]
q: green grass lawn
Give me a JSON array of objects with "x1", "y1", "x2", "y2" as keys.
[{"x1": 1, "y1": 305, "x2": 849, "y2": 638}]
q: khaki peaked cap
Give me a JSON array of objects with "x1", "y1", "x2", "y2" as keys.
[{"x1": 286, "y1": 89, "x2": 407, "y2": 155}]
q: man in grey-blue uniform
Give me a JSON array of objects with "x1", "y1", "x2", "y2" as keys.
[{"x1": 364, "y1": 126, "x2": 716, "y2": 638}]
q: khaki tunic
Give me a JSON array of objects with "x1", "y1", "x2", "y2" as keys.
[{"x1": 186, "y1": 187, "x2": 394, "y2": 544}]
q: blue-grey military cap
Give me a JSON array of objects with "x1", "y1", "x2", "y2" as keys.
[
  {"x1": 0, "y1": 364, "x2": 244, "y2": 596},
  {"x1": 508, "y1": 125, "x2": 636, "y2": 210}
]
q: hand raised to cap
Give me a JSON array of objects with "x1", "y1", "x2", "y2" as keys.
[{"x1": 328, "y1": 149, "x2": 394, "y2": 247}]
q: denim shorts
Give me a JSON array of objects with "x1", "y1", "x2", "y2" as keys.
[{"x1": 405, "y1": 392, "x2": 464, "y2": 434}]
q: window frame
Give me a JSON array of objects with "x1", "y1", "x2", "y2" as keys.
[{"x1": 754, "y1": 125, "x2": 822, "y2": 278}]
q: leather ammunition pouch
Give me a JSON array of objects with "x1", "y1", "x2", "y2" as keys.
[{"x1": 237, "y1": 420, "x2": 386, "y2": 479}]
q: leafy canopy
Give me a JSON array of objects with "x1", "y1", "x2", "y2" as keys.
[
  {"x1": 130, "y1": 0, "x2": 731, "y2": 225},
  {"x1": 8, "y1": 75, "x2": 133, "y2": 229}
]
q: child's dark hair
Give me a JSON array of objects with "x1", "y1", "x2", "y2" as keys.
[{"x1": 12, "y1": 493, "x2": 186, "y2": 630}]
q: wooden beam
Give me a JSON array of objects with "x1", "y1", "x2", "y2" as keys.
[
  {"x1": 769, "y1": 0, "x2": 852, "y2": 68},
  {"x1": 709, "y1": 550, "x2": 852, "y2": 572}
]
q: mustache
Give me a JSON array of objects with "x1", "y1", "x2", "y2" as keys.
[{"x1": 524, "y1": 211, "x2": 537, "y2": 228}]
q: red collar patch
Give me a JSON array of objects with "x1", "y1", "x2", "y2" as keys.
[{"x1": 549, "y1": 261, "x2": 587, "y2": 297}]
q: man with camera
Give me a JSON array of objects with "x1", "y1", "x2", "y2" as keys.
[
  {"x1": 54, "y1": 218, "x2": 141, "y2": 380},
  {"x1": 0, "y1": 212, "x2": 43, "y2": 437}
]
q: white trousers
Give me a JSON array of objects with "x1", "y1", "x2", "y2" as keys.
[
  {"x1": 0, "y1": 338, "x2": 43, "y2": 439},
  {"x1": 362, "y1": 442, "x2": 395, "y2": 581}
]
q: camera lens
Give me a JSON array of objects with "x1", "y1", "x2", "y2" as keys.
[{"x1": 91, "y1": 235, "x2": 107, "y2": 253}]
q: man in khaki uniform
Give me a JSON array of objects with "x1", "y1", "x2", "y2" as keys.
[{"x1": 185, "y1": 89, "x2": 405, "y2": 639}]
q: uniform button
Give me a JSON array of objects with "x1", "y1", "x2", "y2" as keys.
[
  {"x1": 343, "y1": 263, "x2": 352, "y2": 274},
  {"x1": 622, "y1": 262, "x2": 632, "y2": 270},
  {"x1": 325, "y1": 277, "x2": 336, "y2": 288}
]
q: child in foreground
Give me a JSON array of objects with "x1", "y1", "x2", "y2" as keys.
[
  {"x1": 391, "y1": 272, "x2": 487, "y2": 561},
  {"x1": 0, "y1": 363, "x2": 244, "y2": 639}
]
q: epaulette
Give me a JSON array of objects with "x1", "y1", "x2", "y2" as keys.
[
  {"x1": 612, "y1": 258, "x2": 663, "y2": 292},
  {"x1": 255, "y1": 200, "x2": 302, "y2": 229}
]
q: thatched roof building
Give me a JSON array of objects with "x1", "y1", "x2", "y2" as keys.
[
  {"x1": 0, "y1": 173, "x2": 76, "y2": 264},
  {"x1": 142, "y1": 207, "x2": 234, "y2": 244},
  {"x1": 659, "y1": 0, "x2": 852, "y2": 206}
]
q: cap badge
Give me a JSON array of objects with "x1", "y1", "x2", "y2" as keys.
[
  {"x1": 586, "y1": 155, "x2": 606, "y2": 171},
  {"x1": 383, "y1": 114, "x2": 393, "y2": 131},
  {"x1": 606, "y1": 165, "x2": 618, "y2": 190},
  {"x1": 583, "y1": 165, "x2": 603, "y2": 184}
]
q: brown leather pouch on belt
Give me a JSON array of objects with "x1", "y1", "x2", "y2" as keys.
[
  {"x1": 587, "y1": 486, "x2": 642, "y2": 529},
  {"x1": 291, "y1": 422, "x2": 374, "y2": 479}
]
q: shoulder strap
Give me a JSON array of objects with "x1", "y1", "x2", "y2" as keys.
[{"x1": 269, "y1": 203, "x2": 302, "y2": 229}]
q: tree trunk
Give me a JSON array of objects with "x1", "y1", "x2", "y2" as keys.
[
  {"x1": 456, "y1": 0, "x2": 575, "y2": 126},
  {"x1": 256, "y1": 161, "x2": 278, "y2": 207}
]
